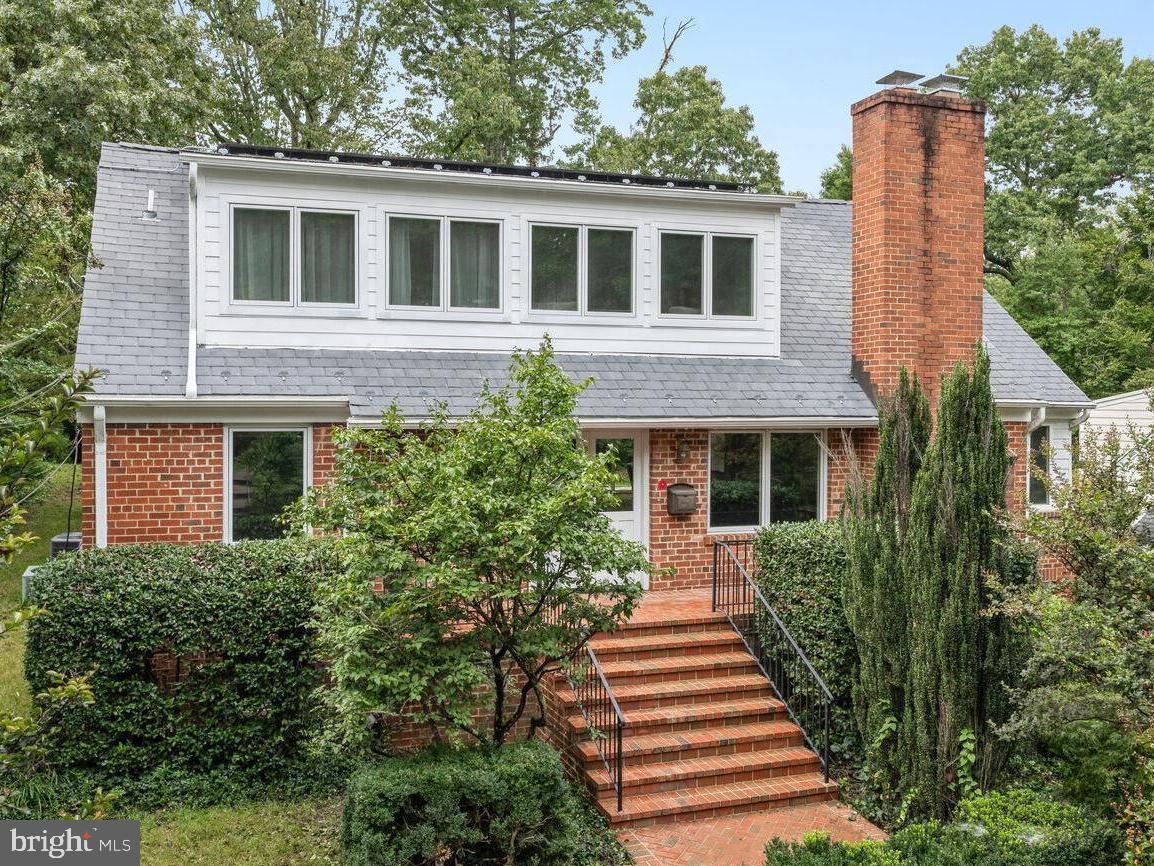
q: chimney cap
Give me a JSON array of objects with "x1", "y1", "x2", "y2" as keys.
[
  {"x1": 920, "y1": 73, "x2": 967, "y2": 93},
  {"x1": 876, "y1": 70, "x2": 923, "y2": 86}
]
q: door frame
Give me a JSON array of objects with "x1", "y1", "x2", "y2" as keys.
[{"x1": 584, "y1": 428, "x2": 650, "y2": 588}]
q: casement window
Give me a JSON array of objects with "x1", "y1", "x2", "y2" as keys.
[
  {"x1": 226, "y1": 428, "x2": 310, "y2": 542},
  {"x1": 660, "y1": 232, "x2": 754, "y2": 318},
  {"x1": 529, "y1": 224, "x2": 633, "y2": 314},
  {"x1": 387, "y1": 216, "x2": 502, "y2": 310},
  {"x1": 232, "y1": 206, "x2": 357, "y2": 305},
  {"x1": 1028, "y1": 425, "x2": 1050, "y2": 506},
  {"x1": 708, "y1": 431, "x2": 824, "y2": 530}
]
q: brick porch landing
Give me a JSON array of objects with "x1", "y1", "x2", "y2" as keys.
[{"x1": 621, "y1": 801, "x2": 886, "y2": 866}]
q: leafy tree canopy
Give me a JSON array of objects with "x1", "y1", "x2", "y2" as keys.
[{"x1": 819, "y1": 145, "x2": 853, "y2": 200}]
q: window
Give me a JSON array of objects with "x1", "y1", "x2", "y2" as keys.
[
  {"x1": 232, "y1": 206, "x2": 357, "y2": 305},
  {"x1": 450, "y1": 221, "x2": 500, "y2": 309},
  {"x1": 530, "y1": 224, "x2": 634, "y2": 314},
  {"x1": 227, "y1": 429, "x2": 308, "y2": 542},
  {"x1": 708, "y1": 431, "x2": 824, "y2": 530},
  {"x1": 595, "y1": 437, "x2": 635, "y2": 511},
  {"x1": 389, "y1": 217, "x2": 441, "y2": 306},
  {"x1": 1029, "y1": 426, "x2": 1050, "y2": 506},
  {"x1": 660, "y1": 232, "x2": 755, "y2": 318}
]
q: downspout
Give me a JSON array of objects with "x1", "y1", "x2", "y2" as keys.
[
  {"x1": 185, "y1": 162, "x2": 199, "y2": 398},
  {"x1": 93, "y1": 405, "x2": 108, "y2": 548}
]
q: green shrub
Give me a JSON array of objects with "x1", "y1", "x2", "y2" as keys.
[
  {"x1": 754, "y1": 520, "x2": 856, "y2": 754},
  {"x1": 24, "y1": 540, "x2": 340, "y2": 800},
  {"x1": 342, "y1": 741, "x2": 616, "y2": 866},
  {"x1": 764, "y1": 791, "x2": 1123, "y2": 866}
]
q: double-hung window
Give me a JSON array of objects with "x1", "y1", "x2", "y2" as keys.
[
  {"x1": 708, "y1": 431, "x2": 823, "y2": 530},
  {"x1": 232, "y1": 206, "x2": 357, "y2": 305},
  {"x1": 387, "y1": 216, "x2": 502, "y2": 311},
  {"x1": 660, "y1": 232, "x2": 755, "y2": 318},
  {"x1": 226, "y1": 428, "x2": 310, "y2": 542},
  {"x1": 529, "y1": 223, "x2": 633, "y2": 314}
]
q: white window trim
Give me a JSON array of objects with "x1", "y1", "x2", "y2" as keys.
[
  {"x1": 226, "y1": 202, "x2": 364, "y2": 313},
  {"x1": 706, "y1": 429, "x2": 828, "y2": 533},
  {"x1": 657, "y1": 230, "x2": 759, "y2": 322},
  {"x1": 1027, "y1": 424, "x2": 1053, "y2": 510},
  {"x1": 383, "y1": 213, "x2": 505, "y2": 314},
  {"x1": 223, "y1": 425, "x2": 313, "y2": 544},
  {"x1": 526, "y1": 222, "x2": 637, "y2": 318}
]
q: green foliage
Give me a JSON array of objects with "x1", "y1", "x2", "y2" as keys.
[
  {"x1": 299, "y1": 341, "x2": 646, "y2": 746},
  {"x1": 754, "y1": 521, "x2": 857, "y2": 755},
  {"x1": 820, "y1": 146, "x2": 853, "y2": 200},
  {"x1": 342, "y1": 742, "x2": 623, "y2": 866},
  {"x1": 22, "y1": 540, "x2": 341, "y2": 801},
  {"x1": 765, "y1": 791, "x2": 1122, "y2": 866}
]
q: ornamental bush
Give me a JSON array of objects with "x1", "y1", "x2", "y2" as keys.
[
  {"x1": 23, "y1": 540, "x2": 339, "y2": 798},
  {"x1": 342, "y1": 741, "x2": 618, "y2": 866}
]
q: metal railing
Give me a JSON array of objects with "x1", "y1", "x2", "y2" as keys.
[
  {"x1": 712, "y1": 540, "x2": 832, "y2": 782},
  {"x1": 566, "y1": 644, "x2": 626, "y2": 811}
]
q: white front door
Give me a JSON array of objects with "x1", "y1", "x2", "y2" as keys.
[{"x1": 586, "y1": 429, "x2": 649, "y2": 589}]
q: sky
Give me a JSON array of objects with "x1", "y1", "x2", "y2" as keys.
[{"x1": 579, "y1": 0, "x2": 1154, "y2": 194}]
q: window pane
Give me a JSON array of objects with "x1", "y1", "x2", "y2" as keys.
[
  {"x1": 713, "y1": 236, "x2": 754, "y2": 317},
  {"x1": 1029, "y1": 426, "x2": 1050, "y2": 505},
  {"x1": 301, "y1": 211, "x2": 355, "y2": 303},
  {"x1": 233, "y1": 208, "x2": 289, "y2": 302},
  {"x1": 710, "y1": 432, "x2": 761, "y2": 528},
  {"x1": 531, "y1": 225, "x2": 578, "y2": 311},
  {"x1": 389, "y1": 217, "x2": 441, "y2": 306},
  {"x1": 588, "y1": 229, "x2": 633, "y2": 313},
  {"x1": 450, "y1": 221, "x2": 500, "y2": 308},
  {"x1": 230, "y1": 431, "x2": 305, "y2": 541},
  {"x1": 770, "y1": 433, "x2": 821, "y2": 523},
  {"x1": 595, "y1": 437, "x2": 634, "y2": 511},
  {"x1": 661, "y1": 233, "x2": 704, "y2": 315}
]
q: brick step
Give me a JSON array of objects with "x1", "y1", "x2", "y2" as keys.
[
  {"x1": 586, "y1": 747, "x2": 822, "y2": 797},
  {"x1": 600, "y1": 610, "x2": 730, "y2": 639},
  {"x1": 598, "y1": 652, "x2": 758, "y2": 686},
  {"x1": 567, "y1": 698, "x2": 785, "y2": 738},
  {"x1": 579, "y1": 720, "x2": 805, "y2": 768},
  {"x1": 554, "y1": 673, "x2": 775, "y2": 713},
  {"x1": 589, "y1": 629, "x2": 745, "y2": 662},
  {"x1": 598, "y1": 773, "x2": 838, "y2": 826}
]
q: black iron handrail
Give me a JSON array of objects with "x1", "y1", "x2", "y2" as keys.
[
  {"x1": 566, "y1": 643, "x2": 626, "y2": 812},
  {"x1": 712, "y1": 540, "x2": 832, "y2": 782}
]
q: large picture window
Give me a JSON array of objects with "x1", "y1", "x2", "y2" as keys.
[
  {"x1": 708, "y1": 431, "x2": 824, "y2": 530},
  {"x1": 227, "y1": 429, "x2": 308, "y2": 542},
  {"x1": 530, "y1": 224, "x2": 633, "y2": 314},
  {"x1": 660, "y1": 231, "x2": 755, "y2": 318},
  {"x1": 232, "y1": 205, "x2": 357, "y2": 306}
]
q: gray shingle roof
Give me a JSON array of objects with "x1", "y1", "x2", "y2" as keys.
[{"x1": 76, "y1": 145, "x2": 1090, "y2": 420}]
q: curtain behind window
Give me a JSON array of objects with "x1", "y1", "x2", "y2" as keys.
[
  {"x1": 301, "y1": 212, "x2": 355, "y2": 303},
  {"x1": 450, "y1": 221, "x2": 500, "y2": 308},
  {"x1": 233, "y1": 208, "x2": 289, "y2": 301},
  {"x1": 389, "y1": 217, "x2": 440, "y2": 306}
]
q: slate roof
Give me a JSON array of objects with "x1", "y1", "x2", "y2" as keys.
[{"x1": 76, "y1": 144, "x2": 1091, "y2": 421}]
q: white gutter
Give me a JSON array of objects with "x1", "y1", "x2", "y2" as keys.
[
  {"x1": 347, "y1": 414, "x2": 880, "y2": 430},
  {"x1": 81, "y1": 395, "x2": 350, "y2": 408},
  {"x1": 93, "y1": 405, "x2": 108, "y2": 549},
  {"x1": 186, "y1": 162, "x2": 199, "y2": 398}
]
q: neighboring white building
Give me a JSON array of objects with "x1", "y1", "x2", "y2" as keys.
[{"x1": 1084, "y1": 388, "x2": 1154, "y2": 442}]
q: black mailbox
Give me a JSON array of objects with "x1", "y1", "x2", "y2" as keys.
[{"x1": 666, "y1": 483, "x2": 698, "y2": 515}]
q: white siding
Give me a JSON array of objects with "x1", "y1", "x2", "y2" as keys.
[
  {"x1": 1084, "y1": 389, "x2": 1154, "y2": 452},
  {"x1": 195, "y1": 165, "x2": 784, "y2": 357}
]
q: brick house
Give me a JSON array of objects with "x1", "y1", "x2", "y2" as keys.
[{"x1": 73, "y1": 80, "x2": 1091, "y2": 824}]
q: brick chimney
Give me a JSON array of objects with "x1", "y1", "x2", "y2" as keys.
[{"x1": 850, "y1": 84, "x2": 986, "y2": 404}]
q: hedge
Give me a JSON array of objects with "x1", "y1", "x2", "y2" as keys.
[
  {"x1": 342, "y1": 741, "x2": 615, "y2": 866},
  {"x1": 24, "y1": 540, "x2": 340, "y2": 797},
  {"x1": 764, "y1": 789, "x2": 1123, "y2": 866}
]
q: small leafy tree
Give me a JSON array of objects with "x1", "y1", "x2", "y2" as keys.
[
  {"x1": 819, "y1": 145, "x2": 853, "y2": 200},
  {"x1": 298, "y1": 341, "x2": 647, "y2": 746}
]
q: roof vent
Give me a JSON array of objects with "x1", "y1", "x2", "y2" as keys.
[
  {"x1": 876, "y1": 70, "x2": 923, "y2": 87},
  {"x1": 141, "y1": 188, "x2": 158, "y2": 221},
  {"x1": 920, "y1": 73, "x2": 967, "y2": 94}
]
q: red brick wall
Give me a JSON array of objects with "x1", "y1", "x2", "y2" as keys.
[
  {"x1": 825, "y1": 427, "x2": 878, "y2": 519},
  {"x1": 312, "y1": 423, "x2": 338, "y2": 486},
  {"x1": 851, "y1": 87, "x2": 986, "y2": 407}
]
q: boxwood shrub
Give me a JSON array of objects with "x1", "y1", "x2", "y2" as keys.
[
  {"x1": 764, "y1": 790, "x2": 1123, "y2": 866},
  {"x1": 342, "y1": 741, "x2": 614, "y2": 866},
  {"x1": 24, "y1": 540, "x2": 339, "y2": 798}
]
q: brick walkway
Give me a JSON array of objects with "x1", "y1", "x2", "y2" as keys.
[{"x1": 619, "y1": 801, "x2": 886, "y2": 866}]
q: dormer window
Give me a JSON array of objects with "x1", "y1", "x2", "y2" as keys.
[
  {"x1": 231, "y1": 205, "x2": 357, "y2": 305},
  {"x1": 529, "y1": 223, "x2": 633, "y2": 314},
  {"x1": 660, "y1": 231, "x2": 754, "y2": 318},
  {"x1": 387, "y1": 216, "x2": 501, "y2": 311}
]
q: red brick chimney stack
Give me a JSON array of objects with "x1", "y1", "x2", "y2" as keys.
[{"x1": 850, "y1": 82, "x2": 987, "y2": 405}]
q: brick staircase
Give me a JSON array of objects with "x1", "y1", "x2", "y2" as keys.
[{"x1": 553, "y1": 596, "x2": 838, "y2": 827}]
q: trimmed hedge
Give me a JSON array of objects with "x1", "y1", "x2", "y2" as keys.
[
  {"x1": 765, "y1": 790, "x2": 1123, "y2": 866},
  {"x1": 24, "y1": 540, "x2": 339, "y2": 796},
  {"x1": 342, "y1": 742, "x2": 607, "y2": 866}
]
